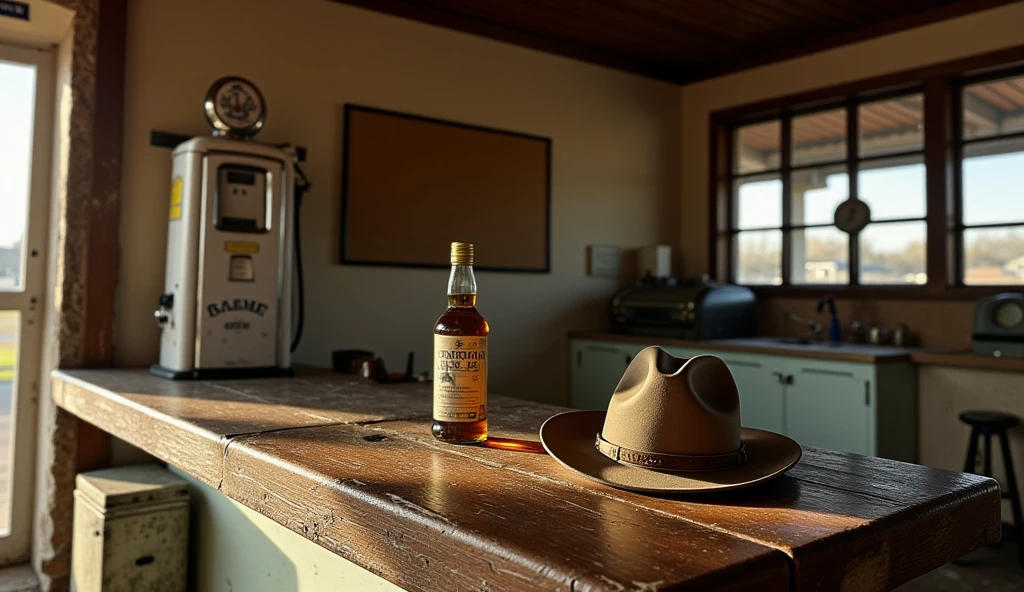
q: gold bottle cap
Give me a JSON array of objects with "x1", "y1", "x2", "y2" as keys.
[{"x1": 450, "y1": 242, "x2": 474, "y2": 266}]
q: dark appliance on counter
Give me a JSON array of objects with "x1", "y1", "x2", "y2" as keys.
[
  {"x1": 611, "y1": 277, "x2": 755, "y2": 340},
  {"x1": 973, "y1": 293, "x2": 1024, "y2": 358}
]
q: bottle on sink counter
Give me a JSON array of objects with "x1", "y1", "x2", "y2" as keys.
[{"x1": 432, "y1": 242, "x2": 489, "y2": 444}]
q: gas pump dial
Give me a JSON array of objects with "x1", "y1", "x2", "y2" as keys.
[{"x1": 203, "y1": 76, "x2": 267, "y2": 138}]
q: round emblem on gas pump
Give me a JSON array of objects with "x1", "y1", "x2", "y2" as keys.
[{"x1": 204, "y1": 76, "x2": 267, "y2": 138}]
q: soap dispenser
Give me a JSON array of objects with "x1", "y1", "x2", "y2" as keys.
[{"x1": 817, "y1": 296, "x2": 842, "y2": 343}]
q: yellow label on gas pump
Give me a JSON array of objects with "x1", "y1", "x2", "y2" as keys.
[
  {"x1": 224, "y1": 241, "x2": 259, "y2": 254},
  {"x1": 169, "y1": 177, "x2": 183, "y2": 220}
]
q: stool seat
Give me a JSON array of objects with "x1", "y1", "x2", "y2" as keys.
[{"x1": 959, "y1": 410, "x2": 1020, "y2": 431}]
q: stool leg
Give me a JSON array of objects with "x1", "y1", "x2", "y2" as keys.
[
  {"x1": 985, "y1": 433, "x2": 993, "y2": 476},
  {"x1": 965, "y1": 428, "x2": 980, "y2": 473},
  {"x1": 998, "y1": 432, "x2": 1024, "y2": 568}
]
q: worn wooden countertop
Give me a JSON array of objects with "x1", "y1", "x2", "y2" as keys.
[{"x1": 53, "y1": 369, "x2": 999, "y2": 591}]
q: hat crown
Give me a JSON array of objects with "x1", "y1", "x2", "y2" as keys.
[{"x1": 601, "y1": 347, "x2": 741, "y2": 457}]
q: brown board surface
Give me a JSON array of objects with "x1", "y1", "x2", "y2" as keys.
[
  {"x1": 341, "y1": 105, "x2": 550, "y2": 272},
  {"x1": 54, "y1": 367, "x2": 1000, "y2": 592}
]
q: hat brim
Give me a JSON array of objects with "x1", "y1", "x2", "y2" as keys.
[{"x1": 540, "y1": 410, "x2": 802, "y2": 493}]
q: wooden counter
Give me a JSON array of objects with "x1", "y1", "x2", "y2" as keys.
[{"x1": 53, "y1": 369, "x2": 1000, "y2": 591}]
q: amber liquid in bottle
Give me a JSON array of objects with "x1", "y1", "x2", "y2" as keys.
[{"x1": 433, "y1": 244, "x2": 489, "y2": 444}]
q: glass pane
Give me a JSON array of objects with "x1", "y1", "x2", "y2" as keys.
[
  {"x1": 734, "y1": 120, "x2": 780, "y2": 174},
  {"x1": 735, "y1": 230, "x2": 782, "y2": 285},
  {"x1": 792, "y1": 226, "x2": 848, "y2": 285},
  {"x1": 860, "y1": 221, "x2": 927, "y2": 285},
  {"x1": 858, "y1": 156, "x2": 926, "y2": 221},
  {"x1": 964, "y1": 226, "x2": 1024, "y2": 285},
  {"x1": 0, "y1": 311, "x2": 18, "y2": 535},
  {"x1": 859, "y1": 94, "x2": 923, "y2": 158},
  {"x1": 792, "y1": 108, "x2": 845, "y2": 166},
  {"x1": 791, "y1": 164, "x2": 848, "y2": 225},
  {"x1": 734, "y1": 174, "x2": 781, "y2": 230},
  {"x1": 963, "y1": 74, "x2": 1024, "y2": 140},
  {"x1": 0, "y1": 61, "x2": 37, "y2": 291},
  {"x1": 962, "y1": 138, "x2": 1024, "y2": 226}
]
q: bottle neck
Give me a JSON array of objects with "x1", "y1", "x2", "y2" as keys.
[{"x1": 447, "y1": 265, "x2": 477, "y2": 307}]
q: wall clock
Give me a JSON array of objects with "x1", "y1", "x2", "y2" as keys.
[{"x1": 834, "y1": 198, "x2": 871, "y2": 234}]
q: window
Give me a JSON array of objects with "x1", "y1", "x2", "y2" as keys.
[
  {"x1": 0, "y1": 43, "x2": 54, "y2": 556},
  {"x1": 958, "y1": 72, "x2": 1024, "y2": 286},
  {"x1": 712, "y1": 47, "x2": 1024, "y2": 296},
  {"x1": 730, "y1": 94, "x2": 926, "y2": 286}
]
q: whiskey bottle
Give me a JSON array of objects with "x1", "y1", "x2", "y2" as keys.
[{"x1": 432, "y1": 242, "x2": 489, "y2": 444}]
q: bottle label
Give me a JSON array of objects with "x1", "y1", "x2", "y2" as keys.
[{"x1": 433, "y1": 335, "x2": 487, "y2": 422}]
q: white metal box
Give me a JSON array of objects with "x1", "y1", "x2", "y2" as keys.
[{"x1": 72, "y1": 464, "x2": 190, "y2": 592}]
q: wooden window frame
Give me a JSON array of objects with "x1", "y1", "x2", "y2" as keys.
[{"x1": 709, "y1": 44, "x2": 1024, "y2": 300}]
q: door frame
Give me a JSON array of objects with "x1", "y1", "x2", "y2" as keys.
[{"x1": 0, "y1": 41, "x2": 55, "y2": 562}]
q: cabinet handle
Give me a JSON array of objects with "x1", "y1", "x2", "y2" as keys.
[
  {"x1": 864, "y1": 381, "x2": 871, "y2": 406},
  {"x1": 586, "y1": 345, "x2": 619, "y2": 353},
  {"x1": 771, "y1": 371, "x2": 794, "y2": 385},
  {"x1": 724, "y1": 360, "x2": 761, "y2": 368},
  {"x1": 800, "y1": 368, "x2": 854, "y2": 378}
]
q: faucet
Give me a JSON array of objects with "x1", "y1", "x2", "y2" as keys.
[
  {"x1": 816, "y1": 296, "x2": 843, "y2": 343},
  {"x1": 781, "y1": 312, "x2": 823, "y2": 343}
]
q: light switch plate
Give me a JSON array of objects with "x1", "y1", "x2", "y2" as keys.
[{"x1": 588, "y1": 245, "x2": 621, "y2": 278}]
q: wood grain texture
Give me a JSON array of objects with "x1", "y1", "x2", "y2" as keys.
[
  {"x1": 52, "y1": 369, "x2": 1001, "y2": 591},
  {"x1": 569, "y1": 331, "x2": 914, "y2": 363},
  {"x1": 51, "y1": 369, "x2": 524, "y2": 486},
  {"x1": 333, "y1": 0, "x2": 1017, "y2": 84},
  {"x1": 372, "y1": 405, "x2": 1000, "y2": 591},
  {"x1": 224, "y1": 425, "x2": 789, "y2": 591}
]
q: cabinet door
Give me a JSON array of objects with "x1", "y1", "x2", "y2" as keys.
[
  {"x1": 785, "y1": 364, "x2": 871, "y2": 455},
  {"x1": 718, "y1": 356, "x2": 785, "y2": 434},
  {"x1": 570, "y1": 341, "x2": 635, "y2": 409}
]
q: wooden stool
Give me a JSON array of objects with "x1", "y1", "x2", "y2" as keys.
[{"x1": 961, "y1": 410, "x2": 1024, "y2": 568}]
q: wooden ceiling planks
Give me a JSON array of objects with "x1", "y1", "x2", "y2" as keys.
[{"x1": 334, "y1": 0, "x2": 1022, "y2": 84}]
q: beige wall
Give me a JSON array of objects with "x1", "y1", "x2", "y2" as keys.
[
  {"x1": 116, "y1": 0, "x2": 681, "y2": 404},
  {"x1": 919, "y1": 366, "x2": 1024, "y2": 521},
  {"x1": 680, "y1": 3, "x2": 1024, "y2": 347}
]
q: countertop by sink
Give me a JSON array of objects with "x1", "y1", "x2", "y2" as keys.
[
  {"x1": 709, "y1": 336, "x2": 917, "y2": 359},
  {"x1": 570, "y1": 331, "x2": 1024, "y2": 372},
  {"x1": 569, "y1": 331, "x2": 914, "y2": 363}
]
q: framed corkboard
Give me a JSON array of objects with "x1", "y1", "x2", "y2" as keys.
[{"x1": 340, "y1": 105, "x2": 551, "y2": 272}]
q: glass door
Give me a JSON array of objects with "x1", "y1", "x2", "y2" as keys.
[{"x1": 0, "y1": 42, "x2": 54, "y2": 562}]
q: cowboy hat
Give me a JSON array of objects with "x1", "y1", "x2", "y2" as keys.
[{"x1": 540, "y1": 347, "x2": 801, "y2": 493}]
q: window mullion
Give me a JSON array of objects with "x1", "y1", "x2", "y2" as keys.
[
  {"x1": 848, "y1": 100, "x2": 860, "y2": 286},
  {"x1": 781, "y1": 115, "x2": 792, "y2": 286},
  {"x1": 924, "y1": 77, "x2": 954, "y2": 289}
]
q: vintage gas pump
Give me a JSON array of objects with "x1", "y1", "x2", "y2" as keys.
[{"x1": 151, "y1": 77, "x2": 305, "y2": 379}]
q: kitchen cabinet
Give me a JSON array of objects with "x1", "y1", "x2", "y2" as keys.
[
  {"x1": 715, "y1": 353, "x2": 786, "y2": 434},
  {"x1": 785, "y1": 364, "x2": 871, "y2": 456},
  {"x1": 569, "y1": 337, "x2": 916, "y2": 461},
  {"x1": 569, "y1": 340, "x2": 644, "y2": 409}
]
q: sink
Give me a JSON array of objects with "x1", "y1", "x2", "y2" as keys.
[{"x1": 761, "y1": 337, "x2": 847, "y2": 347}]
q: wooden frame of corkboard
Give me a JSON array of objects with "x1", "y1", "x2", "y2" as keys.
[{"x1": 340, "y1": 105, "x2": 552, "y2": 273}]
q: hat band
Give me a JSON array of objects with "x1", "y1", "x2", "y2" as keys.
[{"x1": 595, "y1": 432, "x2": 747, "y2": 472}]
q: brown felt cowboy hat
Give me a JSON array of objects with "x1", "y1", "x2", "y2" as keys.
[{"x1": 540, "y1": 347, "x2": 801, "y2": 493}]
